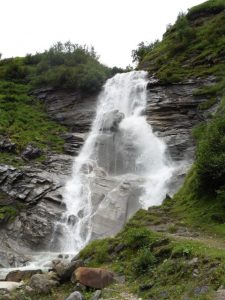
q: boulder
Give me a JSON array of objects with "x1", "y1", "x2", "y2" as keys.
[
  {"x1": 65, "y1": 291, "x2": 83, "y2": 300},
  {"x1": 21, "y1": 145, "x2": 42, "y2": 160},
  {"x1": 29, "y1": 273, "x2": 59, "y2": 293},
  {"x1": 75, "y1": 267, "x2": 114, "y2": 289},
  {"x1": 100, "y1": 110, "x2": 124, "y2": 132},
  {"x1": 5, "y1": 269, "x2": 42, "y2": 282},
  {"x1": 0, "y1": 138, "x2": 16, "y2": 153},
  {"x1": 52, "y1": 259, "x2": 83, "y2": 282}
]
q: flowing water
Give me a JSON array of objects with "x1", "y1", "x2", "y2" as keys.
[{"x1": 51, "y1": 71, "x2": 174, "y2": 255}]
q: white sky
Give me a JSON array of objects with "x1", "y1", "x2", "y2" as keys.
[{"x1": 1, "y1": 0, "x2": 204, "y2": 67}]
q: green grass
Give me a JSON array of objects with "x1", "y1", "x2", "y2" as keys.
[
  {"x1": 135, "y1": 0, "x2": 225, "y2": 88},
  {"x1": 0, "y1": 79, "x2": 67, "y2": 165},
  {"x1": 77, "y1": 211, "x2": 225, "y2": 300}
]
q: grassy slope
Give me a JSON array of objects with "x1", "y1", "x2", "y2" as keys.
[
  {"x1": 13, "y1": 210, "x2": 225, "y2": 300},
  {"x1": 137, "y1": 0, "x2": 225, "y2": 84}
]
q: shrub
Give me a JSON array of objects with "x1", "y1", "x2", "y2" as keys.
[
  {"x1": 119, "y1": 227, "x2": 154, "y2": 249},
  {"x1": 133, "y1": 247, "x2": 156, "y2": 275},
  {"x1": 194, "y1": 116, "x2": 225, "y2": 194}
]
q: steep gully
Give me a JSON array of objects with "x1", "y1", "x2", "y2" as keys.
[{"x1": 0, "y1": 72, "x2": 216, "y2": 276}]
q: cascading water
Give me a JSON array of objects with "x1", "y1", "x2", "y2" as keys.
[{"x1": 53, "y1": 71, "x2": 174, "y2": 254}]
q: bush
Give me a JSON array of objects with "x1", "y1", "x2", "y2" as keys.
[
  {"x1": 4, "y1": 61, "x2": 28, "y2": 82},
  {"x1": 187, "y1": 0, "x2": 225, "y2": 20},
  {"x1": 31, "y1": 41, "x2": 111, "y2": 93},
  {"x1": 133, "y1": 247, "x2": 156, "y2": 275},
  {"x1": 120, "y1": 227, "x2": 154, "y2": 249},
  {"x1": 194, "y1": 116, "x2": 225, "y2": 194}
]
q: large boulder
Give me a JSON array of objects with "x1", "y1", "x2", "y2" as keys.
[
  {"x1": 52, "y1": 259, "x2": 83, "y2": 282},
  {"x1": 29, "y1": 273, "x2": 59, "y2": 294},
  {"x1": 100, "y1": 110, "x2": 124, "y2": 132},
  {"x1": 5, "y1": 269, "x2": 42, "y2": 282},
  {"x1": 75, "y1": 267, "x2": 114, "y2": 289}
]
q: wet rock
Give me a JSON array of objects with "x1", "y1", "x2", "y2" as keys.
[
  {"x1": 21, "y1": 145, "x2": 42, "y2": 160},
  {"x1": 75, "y1": 267, "x2": 114, "y2": 289},
  {"x1": 5, "y1": 269, "x2": 42, "y2": 282},
  {"x1": 100, "y1": 110, "x2": 125, "y2": 132},
  {"x1": 52, "y1": 259, "x2": 84, "y2": 282},
  {"x1": 62, "y1": 133, "x2": 86, "y2": 155},
  {"x1": 65, "y1": 291, "x2": 83, "y2": 300},
  {"x1": 91, "y1": 290, "x2": 102, "y2": 300},
  {"x1": 29, "y1": 273, "x2": 59, "y2": 294}
]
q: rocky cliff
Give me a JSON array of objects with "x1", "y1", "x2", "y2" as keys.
[{"x1": 0, "y1": 74, "x2": 216, "y2": 270}]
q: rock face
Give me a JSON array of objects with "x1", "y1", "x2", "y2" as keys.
[
  {"x1": 146, "y1": 77, "x2": 217, "y2": 162},
  {"x1": 33, "y1": 88, "x2": 98, "y2": 133}
]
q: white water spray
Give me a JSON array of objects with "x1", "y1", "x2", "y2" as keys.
[{"x1": 53, "y1": 71, "x2": 174, "y2": 254}]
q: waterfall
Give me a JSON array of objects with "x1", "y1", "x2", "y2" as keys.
[{"x1": 53, "y1": 71, "x2": 174, "y2": 254}]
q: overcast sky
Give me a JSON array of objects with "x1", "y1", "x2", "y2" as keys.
[{"x1": 1, "y1": 0, "x2": 204, "y2": 67}]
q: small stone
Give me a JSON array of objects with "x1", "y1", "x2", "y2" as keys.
[
  {"x1": 65, "y1": 291, "x2": 83, "y2": 300},
  {"x1": 187, "y1": 257, "x2": 198, "y2": 265},
  {"x1": 139, "y1": 283, "x2": 154, "y2": 291},
  {"x1": 193, "y1": 269, "x2": 199, "y2": 277},
  {"x1": 25, "y1": 285, "x2": 34, "y2": 293},
  {"x1": 194, "y1": 286, "x2": 209, "y2": 295},
  {"x1": 114, "y1": 275, "x2": 125, "y2": 284},
  {"x1": 75, "y1": 282, "x2": 86, "y2": 292},
  {"x1": 91, "y1": 290, "x2": 102, "y2": 300}
]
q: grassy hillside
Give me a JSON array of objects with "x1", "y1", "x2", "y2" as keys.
[
  {"x1": 14, "y1": 210, "x2": 225, "y2": 300},
  {"x1": 0, "y1": 42, "x2": 116, "y2": 165},
  {"x1": 133, "y1": 0, "x2": 225, "y2": 84}
]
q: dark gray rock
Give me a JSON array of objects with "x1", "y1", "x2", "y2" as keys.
[
  {"x1": 0, "y1": 138, "x2": 16, "y2": 153},
  {"x1": 34, "y1": 89, "x2": 97, "y2": 133},
  {"x1": 21, "y1": 145, "x2": 42, "y2": 160},
  {"x1": 62, "y1": 133, "x2": 86, "y2": 155},
  {"x1": 146, "y1": 77, "x2": 217, "y2": 162},
  {"x1": 52, "y1": 259, "x2": 84, "y2": 282}
]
